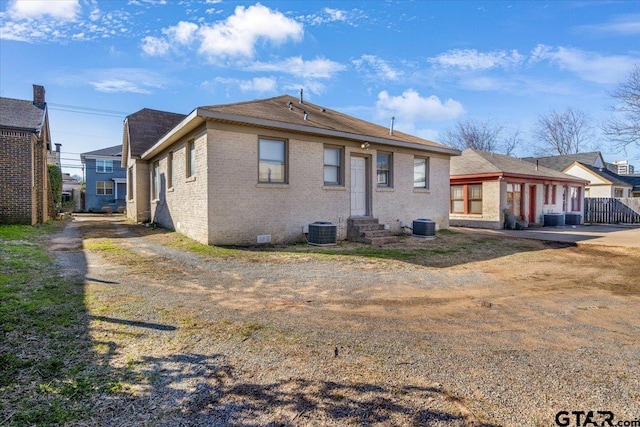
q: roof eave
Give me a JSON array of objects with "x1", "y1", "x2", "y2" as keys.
[{"x1": 143, "y1": 108, "x2": 460, "y2": 159}]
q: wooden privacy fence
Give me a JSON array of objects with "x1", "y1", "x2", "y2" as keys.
[{"x1": 584, "y1": 197, "x2": 640, "y2": 224}]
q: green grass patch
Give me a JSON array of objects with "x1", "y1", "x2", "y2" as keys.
[{"x1": 0, "y1": 222, "x2": 133, "y2": 426}]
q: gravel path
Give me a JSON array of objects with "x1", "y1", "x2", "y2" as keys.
[{"x1": 52, "y1": 215, "x2": 640, "y2": 426}]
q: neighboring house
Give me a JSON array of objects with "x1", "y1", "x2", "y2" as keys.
[
  {"x1": 122, "y1": 108, "x2": 187, "y2": 222},
  {"x1": 523, "y1": 152, "x2": 633, "y2": 198},
  {"x1": 81, "y1": 145, "x2": 127, "y2": 212},
  {"x1": 450, "y1": 149, "x2": 588, "y2": 229},
  {"x1": 0, "y1": 84, "x2": 53, "y2": 224},
  {"x1": 122, "y1": 94, "x2": 461, "y2": 245},
  {"x1": 562, "y1": 162, "x2": 633, "y2": 198},
  {"x1": 623, "y1": 175, "x2": 640, "y2": 197},
  {"x1": 62, "y1": 173, "x2": 82, "y2": 212}
]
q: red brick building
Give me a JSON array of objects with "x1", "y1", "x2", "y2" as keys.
[{"x1": 0, "y1": 85, "x2": 53, "y2": 224}]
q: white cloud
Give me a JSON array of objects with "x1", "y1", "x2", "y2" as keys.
[
  {"x1": 141, "y1": 36, "x2": 170, "y2": 56},
  {"x1": 53, "y1": 68, "x2": 169, "y2": 94},
  {"x1": 90, "y1": 79, "x2": 152, "y2": 94},
  {"x1": 213, "y1": 76, "x2": 277, "y2": 93},
  {"x1": 7, "y1": 0, "x2": 80, "y2": 21},
  {"x1": 197, "y1": 4, "x2": 303, "y2": 61},
  {"x1": 298, "y1": 7, "x2": 363, "y2": 26},
  {"x1": 577, "y1": 14, "x2": 640, "y2": 35},
  {"x1": 162, "y1": 21, "x2": 198, "y2": 45},
  {"x1": 352, "y1": 55, "x2": 402, "y2": 81},
  {"x1": 429, "y1": 49, "x2": 524, "y2": 70},
  {"x1": 375, "y1": 89, "x2": 465, "y2": 123},
  {"x1": 530, "y1": 44, "x2": 639, "y2": 84},
  {"x1": 248, "y1": 56, "x2": 345, "y2": 78}
]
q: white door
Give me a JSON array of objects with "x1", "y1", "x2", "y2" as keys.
[{"x1": 350, "y1": 157, "x2": 367, "y2": 216}]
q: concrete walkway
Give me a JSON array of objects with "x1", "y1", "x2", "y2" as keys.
[{"x1": 454, "y1": 224, "x2": 640, "y2": 248}]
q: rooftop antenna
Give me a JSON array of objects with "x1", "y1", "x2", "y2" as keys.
[
  {"x1": 299, "y1": 88, "x2": 304, "y2": 104},
  {"x1": 389, "y1": 116, "x2": 395, "y2": 135}
]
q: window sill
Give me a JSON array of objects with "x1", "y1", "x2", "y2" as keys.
[
  {"x1": 185, "y1": 176, "x2": 196, "y2": 183},
  {"x1": 151, "y1": 198, "x2": 159, "y2": 203},
  {"x1": 167, "y1": 187, "x2": 174, "y2": 193},
  {"x1": 322, "y1": 185, "x2": 346, "y2": 191},
  {"x1": 413, "y1": 188, "x2": 430, "y2": 193},
  {"x1": 376, "y1": 187, "x2": 394, "y2": 192},
  {"x1": 256, "y1": 183, "x2": 289, "y2": 189}
]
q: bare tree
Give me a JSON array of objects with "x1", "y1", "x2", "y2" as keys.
[
  {"x1": 533, "y1": 107, "x2": 595, "y2": 155},
  {"x1": 442, "y1": 118, "x2": 521, "y2": 155},
  {"x1": 603, "y1": 65, "x2": 640, "y2": 151}
]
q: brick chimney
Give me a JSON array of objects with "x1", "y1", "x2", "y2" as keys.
[{"x1": 33, "y1": 84, "x2": 46, "y2": 107}]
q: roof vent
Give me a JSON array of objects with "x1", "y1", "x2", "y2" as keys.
[
  {"x1": 303, "y1": 111, "x2": 308, "y2": 120},
  {"x1": 389, "y1": 116, "x2": 395, "y2": 135},
  {"x1": 288, "y1": 101, "x2": 293, "y2": 111},
  {"x1": 299, "y1": 88, "x2": 304, "y2": 104}
]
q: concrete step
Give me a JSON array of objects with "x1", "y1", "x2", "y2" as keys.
[
  {"x1": 362, "y1": 229, "x2": 392, "y2": 238},
  {"x1": 355, "y1": 224, "x2": 385, "y2": 232},
  {"x1": 348, "y1": 217, "x2": 379, "y2": 226},
  {"x1": 364, "y1": 236, "x2": 399, "y2": 245}
]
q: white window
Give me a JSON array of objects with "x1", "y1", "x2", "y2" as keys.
[
  {"x1": 152, "y1": 161, "x2": 160, "y2": 200},
  {"x1": 377, "y1": 152, "x2": 392, "y2": 187},
  {"x1": 323, "y1": 146, "x2": 343, "y2": 185},
  {"x1": 96, "y1": 181, "x2": 113, "y2": 195},
  {"x1": 96, "y1": 160, "x2": 113, "y2": 173},
  {"x1": 413, "y1": 157, "x2": 429, "y2": 189},
  {"x1": 167, "y1": 152, "x2": 173, "y2": 188},
  {"x1": 186, "y1": 141, "x2": 195, "y2": 178},
  {"x1": 258, "y1": 138, "x2": 286, "y2": 183}
]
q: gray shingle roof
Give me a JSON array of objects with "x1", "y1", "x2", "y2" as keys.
[
  {"x1": 577, "y1": 163, "x2": 633, "y2": 187},
  {"x1": 0, "y1": 97, "x2": 46, "y2": 132},
  {"x1": 82, "y1": 144, "x2": 123, "y2": 158},
  {"x1": 451, "y1": 149, "x2": 586, "y2": 182},
  {"x1": 522, "y1": 152, "x2": 603, "y2": 171},
  {"x1": 125, "y1": 108, "x2": 187, "y2": 157},
  {"x1": 199, "y1": 95, "x2": 451, "y2": 150}
]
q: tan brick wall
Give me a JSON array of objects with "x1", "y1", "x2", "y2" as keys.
[
  {"x1": 148, "y1": 128, "x2": 210, "y2": 243},
  {"x1": 203, "y1": 123, "x2": 453, "y2": 245},
  {"x1": 125, "y1": 158, "x2": 151, "y2": 223},
  {"x1": 373, "y1": 152, "x2": 451, "y2": 232},
  {"x1": 138, "y1": 121, "x2": 456, "y2": 245}
]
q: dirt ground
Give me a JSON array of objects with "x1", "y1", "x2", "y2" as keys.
[{"x1": 51, "y1": 214, "x2": 640, "y2": 426}]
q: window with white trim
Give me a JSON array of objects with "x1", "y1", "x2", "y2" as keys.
[
  {"x1": 96, "y1": 181, "x2": 113, "y2": 195},
  {"x1": 377, "y1": 152, "x2": 392, "y2": 187},
  {"x1": 152, "y1": 161, "x2": 160, "y2": 200},
  {"x1": 413, "y1": 157, "x2": 429, "y2": 189},
  {"x1": 323, "y1": 146, "x2": 343, "y2": 185},
  {"x1": 258, "y1": 138, "x2": 287, "y2": 183},
  {"x1": 96, "y1": 160, "x2": 113, "y2": 173},
  {"x1": 186, "y1": 140, "x2": 195, "y2": 178}
]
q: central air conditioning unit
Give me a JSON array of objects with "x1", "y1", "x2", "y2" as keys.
[
  {"x1": 412, "y1": 218, "x2": 436, "y2": 238},
  {"x1": 308, "y1": 221, "x2": 337, "y2": 246},
  {"x1": 564, "y1": 213, "x2": 581, "y2": 225}
]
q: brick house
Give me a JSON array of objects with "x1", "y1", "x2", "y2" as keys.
[
  {"x1": 122, "y1": 94, "x2": 461, "y2": 245},
  {"x1": 81, "y1": 145, "x2": 127, "y2": 212},
  {"x1": 0, "y1": 85, "x2": 53, "y2": 224},
  {"x1": 450, "y1": 149, "x2": 588, "y2": 229}
]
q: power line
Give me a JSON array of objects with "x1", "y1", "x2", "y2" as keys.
[{"x1": 48, "y1": 103, "x2": 128, "y2": 118}]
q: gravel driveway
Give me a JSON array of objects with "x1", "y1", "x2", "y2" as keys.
[{"x1": 52, "y1": 214, "x2": 640, "y2": 426}]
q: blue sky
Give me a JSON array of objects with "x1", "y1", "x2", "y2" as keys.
[{"x1": 1, "y1": 0, "x2": 639, "y2": 177}]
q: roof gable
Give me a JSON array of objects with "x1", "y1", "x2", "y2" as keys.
[
  {"x1": 124, "y1": 108, "x2": 187, "y2": 158},
  {"x1": 82, "y1": 144, "x2": 123, "y2": 158},
  {"x1": 566, "y1": 162, "x2": 633, "y2": 187}
]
